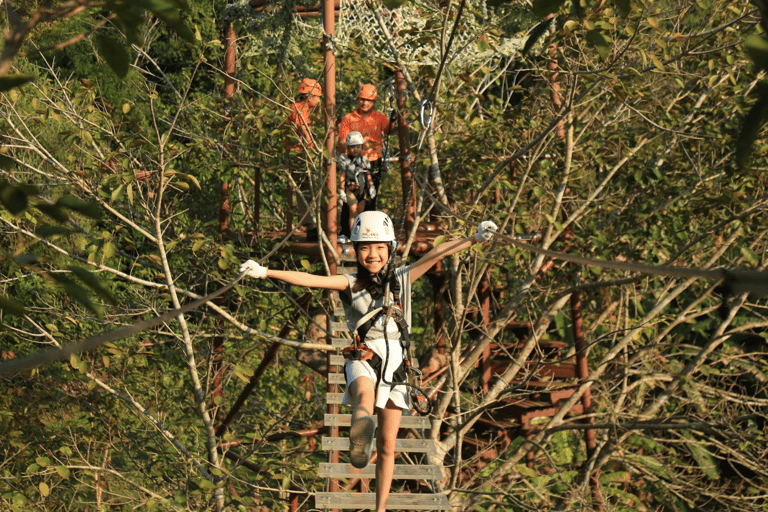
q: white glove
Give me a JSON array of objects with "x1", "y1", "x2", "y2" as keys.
[
  {"x1": 368, "y1": 185, "x2": 377, "y2": 199},
  {"x1": 474, "y1": 221, "x2": 498, "y2": 243},
  {"x1": 339, "y1": 189, "x2": 347, "y2": 203},
  {"x1": 239, "y1": 259, "x2": 267, "y2": 279}
]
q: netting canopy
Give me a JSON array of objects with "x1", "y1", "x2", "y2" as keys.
[{"x1": 225, "y1": 0, "x2": 528, "y2": 75}]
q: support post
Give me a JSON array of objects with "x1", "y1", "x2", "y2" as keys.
[
  {"x1": 322, "y1": 0, "x2": 340, "y2": 500},
  {"x1": 570, "y1": 291, "x2": 604, "y2": 511}
]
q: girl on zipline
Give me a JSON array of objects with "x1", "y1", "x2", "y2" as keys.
[{"x1": 240, "y1": 211, "x2": 497, "y2": 512}]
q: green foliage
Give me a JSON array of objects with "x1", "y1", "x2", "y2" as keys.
[{"x1": 2, "y1": 0, "x2": 768, "y2": 510}]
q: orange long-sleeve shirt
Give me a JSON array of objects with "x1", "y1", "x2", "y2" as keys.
[
  {"x1": 338, "y1": 110, "x2": 394, "y2": 162},
  {"x1": 285, "y1": 99, "x2": 317, "y2": 150}
]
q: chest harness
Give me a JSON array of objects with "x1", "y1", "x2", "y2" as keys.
[{"x1": 342, "y1": 269, "x2": 431, "y2": 415}]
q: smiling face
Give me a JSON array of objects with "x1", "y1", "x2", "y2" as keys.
[
  {"x1": 357, "y1": 96, "x2": 375, "y2": 115},
  {"x1": 347, "y1": 144, "x2": 363, "y2": 158},
  {"x1": 356, "y1": 242, "x2": 390, "y2": 274}
]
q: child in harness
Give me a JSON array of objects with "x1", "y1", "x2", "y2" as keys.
[
  {"x1": 338, "y1": 131, "x2": 377, "y2": 234},
  {"x1": 239, "y1": 211, "x2": 497, "y2": 512}
]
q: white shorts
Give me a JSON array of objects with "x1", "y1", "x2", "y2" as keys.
[{"x1": 342, "y1": 338, "x2": 410, "y2": 411}]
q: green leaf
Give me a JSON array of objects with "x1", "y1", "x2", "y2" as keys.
[
  {"x1": 745, "y1": 35, "x2": 768, "y2": 72},
  {"x1": 56, "y1": 465, "x2": 71, "y2": 480},
  {"x1": 0, "y1": 182, "x2": 29, "y2": 215},
  {"x1": 522, "y1": 18, "x2": 553, "y2": 56},
  {"x1": 39, "y1": 482, "x2": 50, "y2": 497},
  {"x1": 612, "y1": 0, "x2": 631, "y2": 16},
  {"x1": 0, "y1": 155, "x2": 17, "y2": 171},
  {"x1": 111, "y1": 184, "x2": 125, "y2": 202},
  {"x1": 36, "y1": 457, "x2": 51, "y2": 467},
  {"x1": 67, "y1": 266, "x2": 117, "y2": 305},
  {"x1": 736, "y1": 83, "x2": 768, "y2": 170},
  {"x1": 300, "y1": 259, "x2": 311, "y2": 271},
  {"x1": 532, "y1": 0, "x2": 566, "y2": 17},
  {"x1": 94, "y1": 34, "x2": 130, "y2": 79},
  {"x1": 382, "y1": 0, "x2": 408, "y2": 8},
  {"x1": 0, "y1": 74, "x2": 35, "y2": 92},
  {"x1": 198, "y1": 478, "x2": 217, "y2": 490},
  {"x1": 740, "y1": 246, "x2": 760, "y2": 266},
  {"x1": 153, "y1": 10, "x2": 196, "y2": 44},
  {"x1": 0, "y1": 295, "x2": 26, "y2": 316},
  {"x1": 56, "y1": 195, "x2": 102, "y2": 220},
  {"x1": 103, "y1": 241, "x2": 117, "y2": 259},
  {"x1": 36, "y1": 203, "x2": 69, "y2": 223},
  {"x1": 650, "y1": 54, "x2": 666, "y2": 71},
  {"x1": 586, "y1": 30, "x2": 611, "y2": 62},
  {"x1": 35, "y1": 226, "x2": 73, "y2": 238}
]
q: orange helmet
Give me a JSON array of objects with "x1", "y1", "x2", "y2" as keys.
[
  {"x1": 299, "y1": 78, "x2": 321, "y2": 97},
  {"x1": 358, "y1": 84, "x2": 378, "y2": 100}
]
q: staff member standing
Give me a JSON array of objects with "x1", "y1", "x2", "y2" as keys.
[
  {"x1": 286, "y1": 77, "x2": 322, "y2": 241},
  {"x1": 338, "y1": 84, "x2": 397, "y2": 212}
]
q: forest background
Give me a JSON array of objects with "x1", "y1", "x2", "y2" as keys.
[{"x1": 1, "y1": 0, "x2": 768, "y2": 511}]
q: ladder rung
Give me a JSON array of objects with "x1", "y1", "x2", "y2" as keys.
[
  {"x1": 332, "y1": 337, "x2": 352, "y2": 348},
  {"x1": 322, "y1": 437, "x2": 436, "y2": 453},
  {"x1": 318, "y1": 463, "x2": 442, "y2": 479},
  {"x1": 332, "y1": 321, "x2": 349, "y2": 333},
  {"x1": 328, "y1": 373, "x2": 346, "y2": 384},
  {"x1": 334, "y1": 307, "x2": 346, "y2": 316},
  {"x1": 327, "y1": 392, "x2": 344, "y2": 404},
  {"x1": 324, "y1": 413, "x2": 431, "y2": 429},
  {"x1": 315, "y1": 492, "x2": 450, "y2": 510}
]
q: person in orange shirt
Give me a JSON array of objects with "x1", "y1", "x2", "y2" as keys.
[
  {"x1": 286, "y1": 78, "x2": 322, "y2": 240},
  {"x1": 338, "y1": 84, "x2": 397, "y2": 212}
]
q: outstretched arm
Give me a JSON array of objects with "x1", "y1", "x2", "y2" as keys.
[
  {"x1": 240, "y1": 260, "x2": 350, "y2": 292},
  {"x1": 408, "y1": 221, "x2": 498, "y2": 283}
]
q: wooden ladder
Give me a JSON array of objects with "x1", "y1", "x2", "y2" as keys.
[{"x1": 316, "y1": 284, "x2": 450, "y2": 511}]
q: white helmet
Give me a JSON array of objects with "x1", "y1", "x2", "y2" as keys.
[
  {"x1": 351, "y1": 211, "x2": 397, "y2": 250},
  {"x1": 346, "y1": 131, "x2": 364, "y2": 146}
]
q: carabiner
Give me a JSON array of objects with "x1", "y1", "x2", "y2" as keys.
[{"x1": 419, "y1": 99, "x2": 433, "y2": 129}]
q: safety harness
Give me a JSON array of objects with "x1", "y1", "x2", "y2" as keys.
[{"x1": 342, "y1": 268, "x2": 431, "y2": 415}]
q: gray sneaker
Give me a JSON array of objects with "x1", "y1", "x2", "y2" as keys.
[{"x1": 349, "y1": 415, "x2": 376, "y2": 469}]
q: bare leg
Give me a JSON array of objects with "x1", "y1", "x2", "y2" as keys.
[
  {"x1": 349, "y1": 376, "x2": 374, "y2": 422},
  {"x1": 348, "y1": 376, "x2": 377, "y2": 468},
  {"x1": 349, "y1": 200, "x2": 365, "y2": 232},
  {"x1": 375, "y1": 399, "x2": 403, "y2": 512}
]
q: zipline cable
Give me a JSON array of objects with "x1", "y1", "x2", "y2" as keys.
[
  {"x1": 5, "y1": 226, "x2": 765, "y2": 378},
  {"x1": 491, "y1": 230, "x2": 768, "y2": 297},
  {"x1": 0, "y1": 274, "x2": 248, "y2": 378}
]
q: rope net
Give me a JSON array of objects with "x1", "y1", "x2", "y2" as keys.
[{"x1": 225, "y1": 0, "x2": 527, "y2": 75}]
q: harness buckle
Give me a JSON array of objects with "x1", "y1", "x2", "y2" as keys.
[{"x1": 343, "y1": 343, "x2": 375, "y2": 362}]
